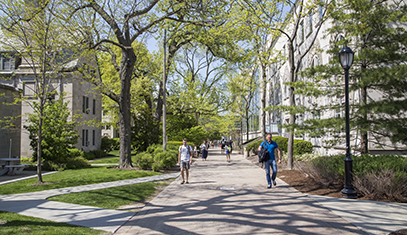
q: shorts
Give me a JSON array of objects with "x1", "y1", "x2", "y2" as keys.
[
  {"x1": 180, "y1": 160, "x2": 190, "y2": 169},
  {"x1": 221, "y1": 145, "x2": 225, "y2": 149},
  {"x1": 226, "y1": 149, "x2": 230, "y2": 154}
]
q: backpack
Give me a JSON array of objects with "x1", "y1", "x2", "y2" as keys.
[
  {"x1": 179, "y1": 145, "x2": 192, "y2": 156},
  {"x1": 258, "y1": 147, "x2": 270, "y2": 163}
]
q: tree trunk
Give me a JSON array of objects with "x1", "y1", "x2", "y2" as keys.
[
  {"x1": 360, "y1": 85, "x2": 368, "y2": 154},
  {"x1": 287, "y1": 44, "x2": 296, "y2": 169},
  {"x1": 261, "y1": 63, "x2": 267, "y2": 141},
  {"x1": 37, "y1": 99, "x2": 44, "y2": 183},
  {"x1": 118, "y1": 50, "x2": 136, "y2": 168}
]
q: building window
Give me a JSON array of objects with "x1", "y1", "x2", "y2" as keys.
[
  {"x1": 0, "y1": 53, "x2": 14, "y2": 71},
  {"x1": 300, "y1": 20, "x2": 304, "y2": 43},
  {"x1": 83, "y1": 96, "x2": 89, "y2": 113},
  {"x1": 319, "y1": 1, "x2": 323, "y2": 19},
  {"x1": 92, "y1": 130, "x2": 95, "y2": 145},
  {"x1": 86, "y1": 130, "x2": 89, "y2": 146},
  {"x1": 23, "y1": 82, "x2": 36, "y2": 96},
  {"x1": 309, "y1": 11, "x2": 313, "y2": 35},
  {"x1": 82, "y1": 130, "x2": 85, "y2": 146},
  {"x1": 92, "y1": 99, "x2": 96, "y2": 115}
]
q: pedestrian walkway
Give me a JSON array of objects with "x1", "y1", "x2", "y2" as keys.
[
  {"x1": 115, "y1": 148, "x2": 407, "y2": 235},
  {"x1": 0, "y1": 173, "x2": 179, "y2": 233},
  {"x1": 1, "y1": 149, "x2": 406, "y2": 234}
]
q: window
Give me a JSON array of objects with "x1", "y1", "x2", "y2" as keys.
[
  {"x1": 23, "y1": 82, "x2": 35, "y2": 96},
  {"x1": 83, "y1": 96, "x2": 89, "y2": 113},
  {"x1": 86, "y1": 130, "x2": 89, "y2": 146},
  {"x1": 309, "y1": 11, "x2": 313, "y2": 35},
  {"x1": 0, "y1": 53, "x2": 14, "y2": 71},
  {"x1": 92, "y1": 130, "x2": 95, "y2": 145},
  {"x1": 92, "y1": 99, "x2": 96, "y2": 115},
  {"x1": 300, "y1": 20, "x2": 304, "y2": 43},
  {"x1": 82, "y1": 130, "x2": 85, "y2": 146}
]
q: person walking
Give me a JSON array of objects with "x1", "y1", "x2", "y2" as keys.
[
  {"x1": 258, "y1": 133, "x2": 282, "y2": 189},
  {"x1": 225, "y1": 142, "x2": 232, "y2": 162},
  {"x1": 178, "y1": 138, "x2": 193, "y2": 184},
  {"x1": 200, "y1": 140, "x2": 208, "y2": 161}
]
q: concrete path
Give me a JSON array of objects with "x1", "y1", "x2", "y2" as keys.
[
  {"x1": 0, "y1": 173, "x2": 179, "y2": 233},
  {"x1": 1, "y1": 148, "x2": 406, "y2": 234},
  {"x1": 116, "y1": 148, "x2": 402, "y2": 235}
]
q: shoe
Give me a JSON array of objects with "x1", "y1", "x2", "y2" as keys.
[
  {"x1": 273, "y1": 180, "x2": 277, "y2": 186},
  {"x1": 186, "y1": 181, "x2": 189, "y2": 184},
  {"x1": 180, "y1": 181, "x2": 185, "y2": 184},
  {"x1": 267, "y1": 185, "x2": 272, "y2": 189}
]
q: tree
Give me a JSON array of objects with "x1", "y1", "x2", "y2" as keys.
[
  {"x1": 228, "y1": 69, "x2": 258, "y2": 141},
  {"x1": 24, "y1": 99, "x2": 79, "y2": 169},
  {"x1": 240, "y1": 0, "x2": 332, "y2": 169},
  {"x1": 301, "y1": 0, "x2": 407, "y2": 151},
  {"x1": 0, "y1": 0, "x2": 83, "y2": 182}
]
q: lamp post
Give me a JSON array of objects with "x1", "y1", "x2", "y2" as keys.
[{"x1": 338, "y1": 46, "x2": 357, "y2": 199}]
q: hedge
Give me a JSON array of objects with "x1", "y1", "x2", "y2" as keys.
[{"x1": 245, "y1": 136, "x2": 313, "y2": 156}]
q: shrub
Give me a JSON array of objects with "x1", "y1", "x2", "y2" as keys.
[
  {"x1": 133, "y1": 152, "x2": 154, "y2": 170},
  {"x1": 84, "y1": 150, "x2": 108, "y2": 160},
  {"x1": 101, "y1": 138, "x2": 120, "y2": 152},
  {"x1": 69, "y1": 148, "x2": 84, "y2": 158},
  {"x1": 246, "y1": 140, "x2": 263, "y2": 155},
  {"x1": 42, "y1": 156, "x2": 90, "y2": 171},
  {"x1": 153, "y1": 151, "x2": 178, "y2": 171},
  {"x1": 293, "y1": 140, "x2": 313, "y2": 155},
  {"x1": 272, "y1": 136, "x2": 288, "y2": 153}
]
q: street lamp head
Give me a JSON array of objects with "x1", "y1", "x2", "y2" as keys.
[{"x1": 339, "y1": 46, "x2": 354, "y2": 70}]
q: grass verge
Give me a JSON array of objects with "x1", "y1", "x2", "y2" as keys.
[
  {"x1": 0, "y1": 166, "x2": 161, "y2": 195},
  {"x1": 0, "y1": 211, "x2": 104, "y2": 235},
  {"x1": 48, "y1": 179, "x2": 173, "y2": 210}
]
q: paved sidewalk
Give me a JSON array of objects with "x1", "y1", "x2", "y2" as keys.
[
  {"x1": 116, "y1": 148, "x2": 403, "y2": 235},
  {"x1": 0, "y1": 173, "x2": 179, "y2": 232}
]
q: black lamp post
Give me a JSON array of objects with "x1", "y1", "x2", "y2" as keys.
[{"x1": 338, "y1": 46, "x2": 357, "y2": 199}]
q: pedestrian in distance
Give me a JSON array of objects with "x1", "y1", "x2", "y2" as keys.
[
  {"x1": 225, "y1": 143, "x2": 232, "y2": 162},
  {"x1": 258, "y1": 133, "x2": 281, "y2": 189},
  {"x1": 178, "y1": 138, "x2": 193, "y2": 184},
  {"x1": 221, "y1": 139, "x2": 226, "y2": 154},
  {"x1": 200, "y1": 140, "x2": 208, "y2": 161}
]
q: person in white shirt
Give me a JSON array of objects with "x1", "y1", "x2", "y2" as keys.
[{"x1": 178, "y1": 138, "x2": 193, "y2": 184}]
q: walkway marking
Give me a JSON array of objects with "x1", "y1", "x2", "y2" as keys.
[{"x1": 220, "y1": 187, "x2": 235, "y2": 190}]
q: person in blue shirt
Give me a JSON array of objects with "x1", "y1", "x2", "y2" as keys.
[{"x1": 258, "y1": 133, "x2": 282, "y2": 188}]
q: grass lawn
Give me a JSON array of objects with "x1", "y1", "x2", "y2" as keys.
[
  {"x1": 0, "y1": 166, "x2": 161, "y2": 195},
  {"x1": 90, "y1": 156, "x2": 120, "y2": 164},
  {"x1": 48, "y1": 180, "x2": 173, "y2": 210},
  {"x1": 0, "y1": 211, "x2": 104, "y2": 235},
  {"x1": 107, "y1": 150, "x2": 137, "y2": 156}
]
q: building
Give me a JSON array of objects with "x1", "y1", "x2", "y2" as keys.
[
  {"x1": 244, "y1": 3, "x2": 407, "y2": 155},
  {"x1": 0, "y1": 84, "x2": 21, "y2": 158},
  {"x1": 0, "y1": 50, "x2": 103, "y2": 158}
]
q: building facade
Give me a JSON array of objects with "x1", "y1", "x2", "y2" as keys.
[{"x1": 0, "y1": 50, "x2": 102, "y2": 158}]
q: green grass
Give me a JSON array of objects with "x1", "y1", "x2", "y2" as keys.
[
  {"x1": 90, "y1": 156, "x2": 120, "y2": 164},
  {"x1": 0, "y1": 166, "x2": 161, "y2": 195},
  {"x1": 0, "y1": 211, "x2": 104, "y2": 235},
  {"x1": 48, "y1": 180, "x2": 172, "y2": 210},
  {"x1": 107, "y1": 150, "x2": 137, "y2": 156}
]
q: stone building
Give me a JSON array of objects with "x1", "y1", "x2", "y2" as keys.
[{"x1": 0, "y1": 51, "x2": 102, "y2": 158}]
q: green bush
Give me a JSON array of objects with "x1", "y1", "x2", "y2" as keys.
[
  {"x1": 153, "y1": 151, "x2": 178, "y2": 171},
  {"x1": 293, "y1": 140, "x2": 314, "y2": 155},
  {"x1": 69, "y1": 148, "x2": 84, "y2": 158},
  {"x1": 272, "y1": 136, "x2": 288, "y2": 153},
  {"x1": 84, "y1": 150, "x2": 108, "y2": 160},
  {"x1": 42, "y1": 156, "x2": 91, "y2": 171},
  {"x1": 246, "y1": 140, "x2": 263, "y2": 155},
  {"x1": 101, "y1": 138, "x2": 120, "y2": 152},
  {"x1": 133, "y1": 152, "x2": 154, "y2": 170}
]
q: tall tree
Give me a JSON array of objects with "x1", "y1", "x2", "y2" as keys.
[
  {"x1": 0, "y1": 0, "x2": 82, "y2": 182},
  {"x1": 301, "y1": 0, "x2": 407, "y2": 151},
  {"x1": 241, "y1": 0, "x2": 331, "y2": 169},
  {"x1": 67, "y1": 0, "x2": 218, "y2": 168}
]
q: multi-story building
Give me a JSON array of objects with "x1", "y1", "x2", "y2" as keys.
[
  {"x1": 245, "y1": 4, "x2": 406, "y2": 155},
  {"x1": 0, "y1": 50, "x2": 102, "y2": 158}
]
